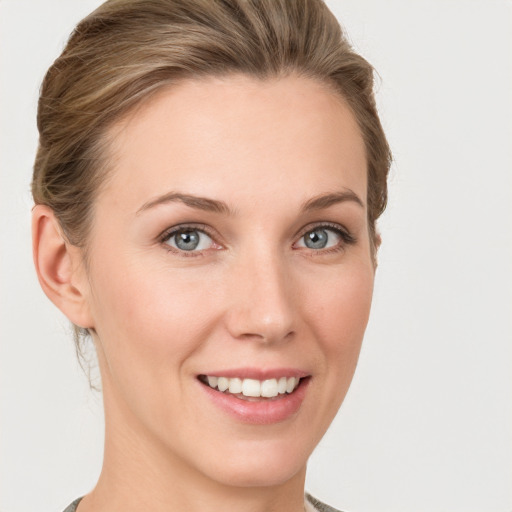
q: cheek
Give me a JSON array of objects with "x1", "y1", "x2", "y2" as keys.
[
  {"x1": 88, "y1": 255, "x2": 220, "y2": 378},
  {"x1": 87, "y1": 257, "x2": 224, "y2": 436},
  {"x1": 305, "y1": 265, "x2": 374, "y2": 349},
  {"x1": 302, "y1": 262, "x2": 374, "y2": 412}
]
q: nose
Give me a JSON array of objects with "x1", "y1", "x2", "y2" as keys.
[{"x1": 224, "y1": 251, "x2": 297, "y2": 344}]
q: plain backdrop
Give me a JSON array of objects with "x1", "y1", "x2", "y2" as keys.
[{"x1": 1, "y1": 1, "x2": 511, "y2": 511}]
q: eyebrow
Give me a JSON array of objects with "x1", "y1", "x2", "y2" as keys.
[
  {"x1": 136, "y1": 192, "x2": 233, "y2": 216},
  {"x1": 300, "y1": 190, "x2": 364, "y2": 212},
  {"x1": 136, "y1": 189, "x2": 364, "y2": 216}
]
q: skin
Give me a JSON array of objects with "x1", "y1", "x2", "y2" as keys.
[{"x1": 33, "y1": 74, "x2": 375, "y2": 512}]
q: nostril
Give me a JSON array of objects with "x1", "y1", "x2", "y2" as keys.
[{"x1": 236, "y1": 329, "x2": 295, "y2": 344}]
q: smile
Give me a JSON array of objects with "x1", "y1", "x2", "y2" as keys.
[
  {"x1": 197, "y1": 369, "x2": 310, "y2": 424},
  {"x1": 199, "y1": 375, "x2": 301, "y2": 399}
]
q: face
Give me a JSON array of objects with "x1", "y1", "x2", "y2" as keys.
[{"x1": 81, "y1": 75, "x2": 374, "y2": 488}]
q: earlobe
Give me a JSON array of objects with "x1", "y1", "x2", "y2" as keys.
[
  {"x1": 375, "y1": 233, "x2": 382, "y2": 250},
  {"x1": 372, "y1": 232, "x2": 382, "y2": 270},
  {"x1": 32, "y1": 205, "x2": 94, "y2": 329}
]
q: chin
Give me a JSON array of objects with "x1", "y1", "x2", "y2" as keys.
[
  {"x1": 206, "y1": 461, "x2": 306, "y2": 489},
  {"x1": 194, "y1": 436, "x2": 311, "y2": 488}
]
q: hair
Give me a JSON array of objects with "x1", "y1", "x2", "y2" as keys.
[{"x1": 32, "y1": 0, "x2": 391, "y2": 356}]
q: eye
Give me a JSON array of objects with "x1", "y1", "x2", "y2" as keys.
[
  {"x1": 295, "y1": 225, "x2": 353, "y2": 251},
  {"x1": 163, "y1": 228, "x2": 215, "y2": 252}
]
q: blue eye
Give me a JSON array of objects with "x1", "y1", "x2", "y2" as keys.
[
  {"x1": 165, "y1": 228, "x2": 214, "y2": 252},
  {"x1": 297, "y1": 227, "x2": 345, "y2": 250}
]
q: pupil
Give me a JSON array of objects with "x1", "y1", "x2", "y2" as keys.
[
  {"x1": 305, "y1": 229, "x2": 328, "y2": 249},
  {"x1": 176, "y1": 230, "x2": 200, "y2": 250}
]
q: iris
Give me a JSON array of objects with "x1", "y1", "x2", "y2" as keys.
[
  {"x1": 304, "y1": 229, "x2": 329, "y2": 249},
  {"x1": 175, "y1": 230, "x2": 200, "y2": 251}
]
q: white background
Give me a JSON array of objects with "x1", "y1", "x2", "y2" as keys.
[{"x1": 1, "y1": 1, "x2": 511, "y2": 511}]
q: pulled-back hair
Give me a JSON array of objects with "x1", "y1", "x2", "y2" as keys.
[{"x1": 32, "y1": 0, "x2": 391, "y2": 353}]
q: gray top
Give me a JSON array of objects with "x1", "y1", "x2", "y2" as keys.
[
  {"x1": 62, "y1": 498, "x2": 82, "y2": 512},
  {"x1": 305, "y1": 493, "x2": 343, "y2": 512},
  {"x1": 63, "y1": 493, "x2": 342, "y2": 512}
]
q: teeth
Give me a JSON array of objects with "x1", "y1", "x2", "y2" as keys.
[
  {"x1": 261, "y1": 378, "x2": 278, "y2": 398},
  {"x1": 242, "y1": 378, "x2": 261, "y2": 397},
  {"x1": 286, "y1": 377, "x2": 297, "y2": 393},
  {"x1": 203, "y1": 375, "x2": 301, "y2": 398},
  {"x1": 217, "y1": 377, "x2": 229, "y2": 392},
  {"x1": 228, "y1": 377, "x2": 242, "y2": 394}
]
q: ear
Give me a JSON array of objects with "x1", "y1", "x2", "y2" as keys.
[
  {"x1": 372, "y1": 232, "x2": 382, "y2": 270},
  {"x1": 32, "y1": 205, "x2": 94, "y2": 329},
  {"x1": 375, "y1": 232, "x2": 382, "y2": 251}
]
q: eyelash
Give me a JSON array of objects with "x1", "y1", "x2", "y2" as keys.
[{"x1": 158, "y1": 222, "x2": 357, "y2": 257}]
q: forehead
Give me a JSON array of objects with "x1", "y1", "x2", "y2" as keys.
[{"x1": 102, "y1": 74, "x2": 367, "y2": 211}]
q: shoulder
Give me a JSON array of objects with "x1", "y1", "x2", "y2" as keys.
[
  {"x1": 305, "y1": 492, "x2": 345, "y2": 512},
  {"x1": 62, "y1": 497, "x2": 83, "y2": 512}
]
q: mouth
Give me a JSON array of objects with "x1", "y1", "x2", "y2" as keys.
[
  {"x1": 198, "y1": 374, "x2": 305, "y2": 401},
  {"x1": 196, "y1": 368, "x2": 311, "y2": 423}
]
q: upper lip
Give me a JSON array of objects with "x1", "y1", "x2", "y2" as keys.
[{"x1": 197, "y1": 367, "x2": 310, "y2": 380}]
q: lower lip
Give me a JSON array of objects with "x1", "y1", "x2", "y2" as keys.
[{"x1": 198, "y1": 378, "x2": 310, "y2": 425}]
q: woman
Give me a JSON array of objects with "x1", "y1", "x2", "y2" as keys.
[{"x1": 31, "y1": 1, "x2": 390, "y2": 511}]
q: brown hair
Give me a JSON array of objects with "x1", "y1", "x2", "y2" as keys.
[{"x1": 32, "y1": 0, "x2": 391, "y2": 352}]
